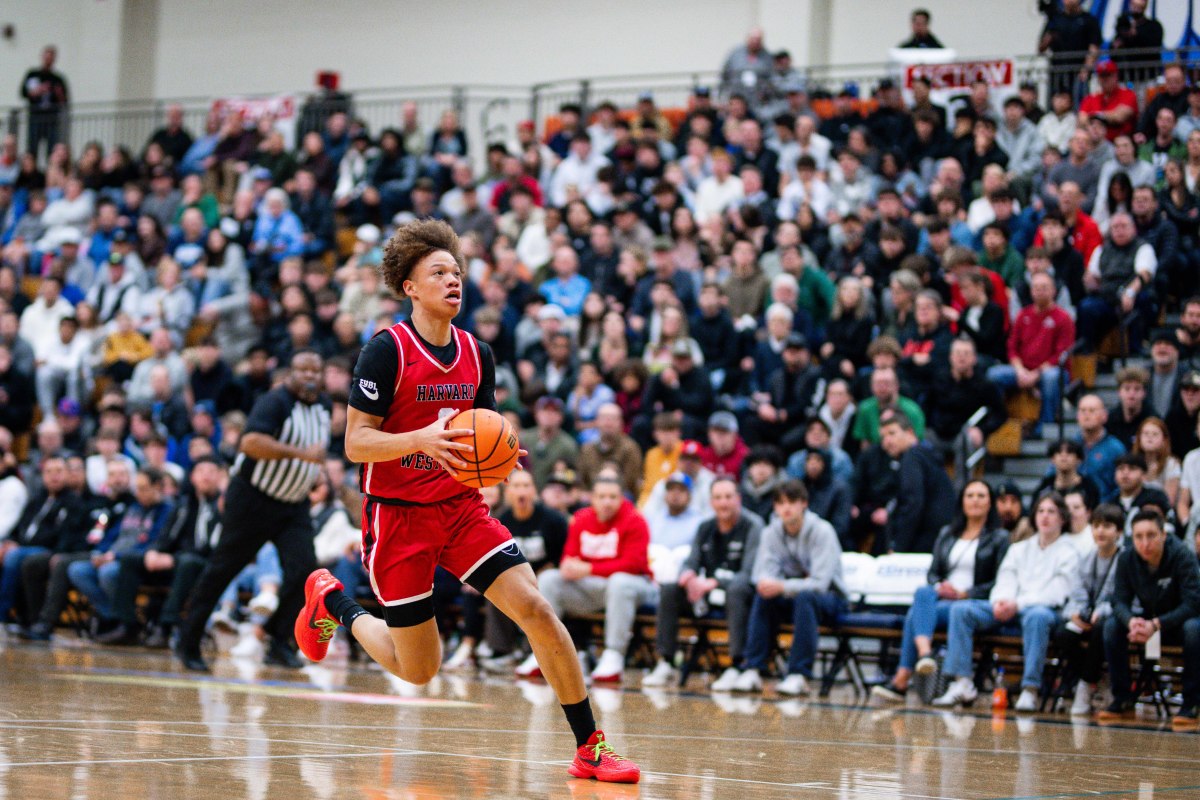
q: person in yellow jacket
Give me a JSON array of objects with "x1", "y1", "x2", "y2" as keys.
[{"x1": 637, "y1": 412, "x2": 682, "y2": 507}]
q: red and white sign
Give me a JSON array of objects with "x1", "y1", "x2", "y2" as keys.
[
  {"x1": 904, "y1": 60, "x2": 1015, "y2": 91},
  {"x1": 210, "y1": 94, "x2": 299, "y2": 148}
]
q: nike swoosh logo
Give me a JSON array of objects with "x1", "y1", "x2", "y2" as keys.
[
  {"x1": 362, "y1": 386, "x2": 379, "y2": 401},
  {"x1": 581, "y1": 757, "x2": 602, "y2": 767},
  {"x1": 307, "y1": 603, "x2": 322, "y2": 630},
  {"x1": 406, "y1": 360, "x2": 418, "y2": 367}
]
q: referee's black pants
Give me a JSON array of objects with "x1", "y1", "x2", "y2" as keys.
[{"x1": 177, "y1": 478, "x2": 316, "y2": 653}]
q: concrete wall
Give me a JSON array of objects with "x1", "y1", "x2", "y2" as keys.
[{"x1": 4, "y1": 0, "x2": 1192, "y2": 105}]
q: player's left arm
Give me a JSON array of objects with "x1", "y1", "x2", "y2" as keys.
[{"x1": 473, "y1": 340, "x2": 499, "y2": 412}]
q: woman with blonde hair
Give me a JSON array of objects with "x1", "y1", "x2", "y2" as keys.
[
  {"x1": 643, "y1": 304, "x2": 702, "y2": 374},
  {"x1": 1132, "y1": 417, "x2": 1181, "y2": 506},
  {"x1": 821, "y1": 275, "x2": 875, "y2": 379}
]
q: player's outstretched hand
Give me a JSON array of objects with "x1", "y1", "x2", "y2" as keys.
[{"x1": 416, "y1": 416, "x2": 474, "y2": 478}]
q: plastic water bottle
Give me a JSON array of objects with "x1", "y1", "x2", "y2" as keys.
[{"x1": 992, "y1": 668, "x2": 1008, "y2": 711}]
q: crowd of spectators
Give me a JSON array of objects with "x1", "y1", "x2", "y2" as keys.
[{"x1": 1, "y1": 9, "x2": 1200, "y2": 723}]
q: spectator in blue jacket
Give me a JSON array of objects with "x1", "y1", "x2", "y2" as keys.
[
  {"x1": 66, "y1": 467, "x2": 173, "y2": 634},
  {"x1": 1075, "y1": 394, "x2": 1127, "y2": 501}
]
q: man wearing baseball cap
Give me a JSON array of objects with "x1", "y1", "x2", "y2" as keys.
[
  {"x1": 1079, "y1": 59, "x2": 1138, "y2": 141},
  {"x1": 643, "y1": 440, "x2": 715, "y2": 518},
  {"x1": 700, "y1": 411, "x2": 749, "y2": 478}
]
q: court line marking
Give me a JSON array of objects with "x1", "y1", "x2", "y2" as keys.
[
  {"x1": 5, "y1": 721, "x2": 1188, "y2": 798},
  {"x1": 0, "y1": 722, "x2": 955, "y2": 794},
  {"x1": 5, "y1": 719, "x2": 1199, "y2": 771},
  {"x1": 982, "y1": 787, "x2": 1200, "y2": 800},
  {"x1": 0, "y1": 750, "x2": 420, "y2": 769}
]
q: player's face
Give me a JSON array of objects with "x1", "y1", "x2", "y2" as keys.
[{"x1": 405, "y1": 251, "x2": 463, "y2": 320}]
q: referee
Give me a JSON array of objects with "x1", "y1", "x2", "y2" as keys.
[{"x1": 175, "y1": 350, "x2": 331, "y2": 671}]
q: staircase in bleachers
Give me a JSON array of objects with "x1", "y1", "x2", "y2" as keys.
[{"x1": 981, "y1": 310, "x2": 1179, "y2": 502}]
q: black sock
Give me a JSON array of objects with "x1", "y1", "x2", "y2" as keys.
[
  {"x1": 324, "y1": 589, "x2": 368, "y2": 630},
  {"x1": 562, "y1": 697, "x2": 597, "y2": 747}
]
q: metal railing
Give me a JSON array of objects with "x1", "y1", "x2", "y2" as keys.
[{"x1": 2, "y1": 46, "x2": 1196, "y2": 168}]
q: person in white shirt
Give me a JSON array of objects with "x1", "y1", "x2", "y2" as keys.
[
  {"x1": 586, "y1": 102, "x2": 620, "y2": 157},
  {"x1": 34, "y1": 315, "x2": 88, "y2": 418},
  {"x1": 827, "y1": 150, "x2": 875, "y2": 221},
  {"x1": 549, "y1": 132, "x2": 610, "y2": 208},
  {"x1": 933, "y1": 492, "x2": 1080, "y2": 711},
  {"x1": 1036, "y1": 89, "x2": 1078, "y2": 155},
  {"x1": 787, "y1": 116, "x2": 832, "y2": 176},
  {"x1": 36, "y1": 175, "x2": 93, "y2": 250},
  {"x1": 19, "y1": 275, "x2": 73, "y2": 357},
  {"x1": 1062, "y1": 487, "x2": 1097, "y2": 556},
  {"x1": 0, "y1": 428, "x2": 28, "y2": 542},
  {"x1": 694, "y1": 149, "x2": 744, "y2": 224},
  {"x1": 776, "y1": 155, "x2": 834, "y2": 222}
]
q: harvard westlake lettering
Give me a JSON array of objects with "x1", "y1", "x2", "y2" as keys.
[
  {"x1": 399, "y1": 452, "x2": 442, "y2": 471},
  {"x1": 414, "y1": 383, "x2": 477, "y2": 403}
]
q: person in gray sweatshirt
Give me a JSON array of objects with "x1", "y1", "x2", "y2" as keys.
[
  {"x1": 1056, "y1": 503, "x2": 1124, "y2": 716},
  {"x1": 730, "y1": 478, "x2": 844, "y2": 697}
]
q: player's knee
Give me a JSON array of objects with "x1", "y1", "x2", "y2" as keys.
[
  {"x1": 512, "y1": 591, "x2": 560, "y2": 632},
  {"x1": 400, "y1": 662, "x2": 440, "y2": 685}
]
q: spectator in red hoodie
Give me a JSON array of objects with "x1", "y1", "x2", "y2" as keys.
[
  {"x1": 700, "y1": 411, "x2": 749, "y2": 478},
  {"x1": 516, "y1": 476, "x2": 651, "y2": 683},
  {"x1": 987, "y1": 272, "x2": 1076, "y2": 432}
]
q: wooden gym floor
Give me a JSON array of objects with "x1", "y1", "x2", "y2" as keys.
[{"x1": 0, "y1": 637, "x2": 1196, "y2": 800}]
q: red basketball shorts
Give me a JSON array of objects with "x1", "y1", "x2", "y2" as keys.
[{"x1": 361, "y1": 490, "x2": 526, "y2": 627}]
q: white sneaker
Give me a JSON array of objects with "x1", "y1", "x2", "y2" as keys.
[
  {"x1": 1015, "y1": 686, "x2": 1039, "y2": 713},
  {"x1": 443, "y1": 640, "x2": 474, "y2": 671},
  {"x1": 480, "y1": 653, "x2": 517, "y2": 674},
  {"x1": 732, "y1": 668, "x2": 763, "y2": 693},
  {"x1": 230, "y1": 633, "x2": 263, "y2": 659},
  {"x1": 776, "y1": 673, "x2": 810, "y2": 697},
  {"x1": 590, "y1": 648, "x2": 626, "y2": 683},
  {"x1": 515, "y1": 652, "x2": 541, "y2": 678},
  {"x1": 642, "y1": 659, "x2": 677, "y2": 688},
  {"x1": 932, "y1": 677, "x2": 978, "y2": 708},
  {"x1": 248, "y1": 590, "x2": 279, "y2": 617},
  {"x1": 710, "y1": 667, "x2": 742, "y2": 692},
  {"x1": 915, "y1": 656, "x2": 938, "y2": 676},
  {"x1": 208, "y1": 608, "x2": 237, "y2": 633},
  {"x1": 1071, "y1": 682, "x2": 1095, "y2": 716}
]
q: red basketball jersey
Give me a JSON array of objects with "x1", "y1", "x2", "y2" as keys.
[{"x1": 362, "y1": 321, "x2": 482, "y2": 503}]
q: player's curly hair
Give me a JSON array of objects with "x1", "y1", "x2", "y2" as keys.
[{"x1": 379, "y1": 219, "x2": 464, "y2": 296}]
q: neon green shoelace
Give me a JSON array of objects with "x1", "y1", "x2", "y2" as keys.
[
  {"x1": 314, "y1": 618, "x2": 338, "y2": 644},
  {"x1": 591, "y1": 736, "x2": 625, "y2": 762}
]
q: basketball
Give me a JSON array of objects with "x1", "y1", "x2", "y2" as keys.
[{"x1": 448, "y1": 408, "x2": 520, "y2": 488}]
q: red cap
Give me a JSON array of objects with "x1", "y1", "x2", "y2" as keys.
[
  {"x1": 518, "y1": 119, "x2": 536, "y2": 131},
  {"x1": 680, "y1": 440, "x2": 703, "y2": 457},
  {"x1": 1096, "y1": 60, "x2": 1117, "y2": 76}
]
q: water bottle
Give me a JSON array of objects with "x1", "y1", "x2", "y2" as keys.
[
  {"x1": 991, "y1": 668, "x2": 1008, "y2": 711},
  {"x1": 86, "y1": 512, "x2": 109, "y2": 546}
]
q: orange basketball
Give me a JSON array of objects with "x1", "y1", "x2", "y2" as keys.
[{"x1": 447, "y1": 408, "x2": 520, "y2": 488}]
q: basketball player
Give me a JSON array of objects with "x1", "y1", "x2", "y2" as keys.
[{"x1": 296, "y1": 220, "x2": 639, "y2": 784}]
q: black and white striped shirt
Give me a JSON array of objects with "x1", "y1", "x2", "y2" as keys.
[{"x1": 232, "y1": 387, "x2": 331, "y2": 504}]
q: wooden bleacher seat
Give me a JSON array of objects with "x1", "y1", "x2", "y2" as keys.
[
  {"x1": 184, "y1": 319, "x2": 216, "y2": 348},
  {"x1": 336, "y1": 227, "x2": 358, "y2": 260},
  {"x1": 986, "y1": 420, "x2": 1023, "y2": 457},
  {"x1": 21, "y1": 275, "x2": 41, "y2": 302},
  {"x1": 1070, "y1": 352, "x2": 1097, "y2": 390},
  {"x1": 1097, "y1": 327, "x2": 1128, "y2": 360},
  {"x1": 12, "y1": 432, "x2": 30, "y2": 463},
  {"x1": 1006, "y1": 389, "x2": 1041, "y2": 423}
]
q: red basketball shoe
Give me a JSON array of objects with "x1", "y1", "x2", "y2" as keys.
[
  {"x1": 568, "y1": 730, "x2": 640, "y2": 783},
  {"x1": 295, "y1": 569, "x2": 343, "y2": 662}
]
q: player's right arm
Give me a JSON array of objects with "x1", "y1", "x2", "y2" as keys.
[{"x1": 345, "y1": 331, "x2": 475, "y2": 476}]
